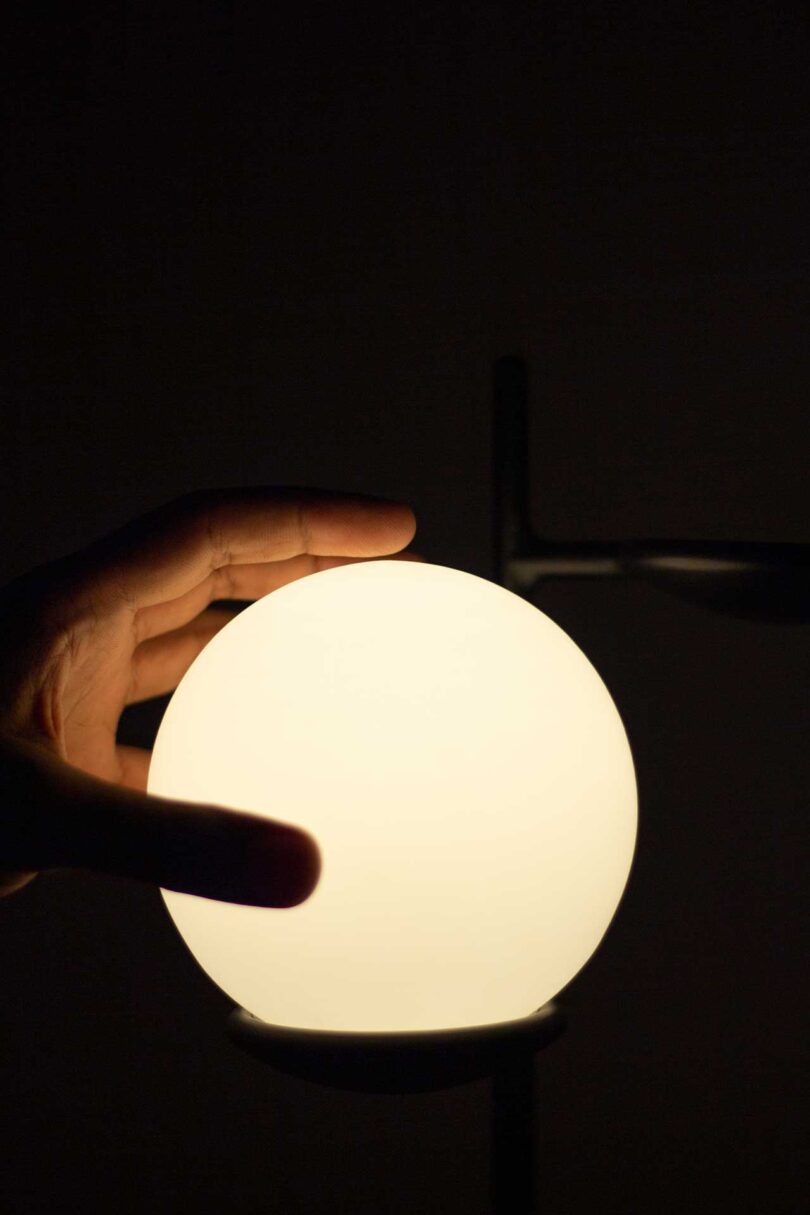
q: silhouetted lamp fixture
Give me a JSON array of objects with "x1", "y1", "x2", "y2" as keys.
[
  {"x1": 148, "y1": 356, "x2": 809, "y2": 1213},
  {"x1": 492, "y1": 357, "x2": 810, "y2": 621}
]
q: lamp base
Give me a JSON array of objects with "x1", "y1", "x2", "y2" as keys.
[{"x1": 227, "y1": 1002, "x2": 564, "y2": 1094}]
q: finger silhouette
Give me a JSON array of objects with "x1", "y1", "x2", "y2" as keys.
[
  {"x1": 1, "y1": 735, "x2": 320, "y2": 907},
  {"x1": 128, "y1": 608, "x2": 237, "y2": 703},
  {"x1": 73, "y1": 487, "x2": 416, "y2": 612}
]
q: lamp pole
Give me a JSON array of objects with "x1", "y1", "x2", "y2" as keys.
[
  {"x1": 489, "y1": 351, "x2": 810, "y2": 1209},
  {"x1": 491, "y1": 1043, "x2": 541, "y2": 1212},
  {"x1": 228, "y1": 1004, "x2": 565, "y2": 1214}
]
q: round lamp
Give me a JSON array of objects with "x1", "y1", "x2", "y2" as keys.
[{"x1": 148, "y1": 560, "x2": 637, "y2": 1033}]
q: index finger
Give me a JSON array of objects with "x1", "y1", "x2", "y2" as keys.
[
  {"x1": 71, "y1": 488, "x2": 417, "y2": 610},
  {"x1": 3, "y1": 734, "x2": 321, "y2": 908}
]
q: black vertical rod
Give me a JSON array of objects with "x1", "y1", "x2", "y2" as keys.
[
  {"x1": 492, "y1": 355, "x2": 532, "y2": 587},
  {"x1": 491, "y1": 1049, "x2": 537, "y2": 1213}
]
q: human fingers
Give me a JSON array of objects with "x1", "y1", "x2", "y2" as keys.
[
  {"x1": 70, "y1": 488, "x2": 416, "y2": 613},
  {"x1": 136, "y1": 554, "x2": 365, "y2": 642},
  {"x1": 115, "y1": 745, "x2": 152, "y2": 789},
  {"x1": 0, "y1": 735, "x2": 320, "y2": 907},
  {"x1": 135, "y1": 548, "x2": 423, "y2": 642},
  {"x1": 127, "y1": 608, "x2": 237, "y2": 703}
]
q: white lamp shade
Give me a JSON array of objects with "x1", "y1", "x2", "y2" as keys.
[{"x1": 148, "y1": 560, "x2": 637, "y2": 1032}]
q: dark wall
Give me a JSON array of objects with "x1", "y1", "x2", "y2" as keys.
[{"x1": 1, "y1": 4, "x2": 807, "y2": 1213}]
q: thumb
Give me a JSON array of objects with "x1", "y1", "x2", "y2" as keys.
[{"x1": 0, "y1": 734, "x2": 321, "y2": 907}]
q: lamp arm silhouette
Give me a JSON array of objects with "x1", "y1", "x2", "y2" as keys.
[{"x1": 493, "y1": 355, "x2": 810, "y2": 621}]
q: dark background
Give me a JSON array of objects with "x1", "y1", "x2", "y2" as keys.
[{"x1": 1, "y1": 3, "x2": 808, "y2": 1212}]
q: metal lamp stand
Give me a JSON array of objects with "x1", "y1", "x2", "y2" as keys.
[{"x1": 228, "y1": 1003, "x2": 565, "y2": 1215}]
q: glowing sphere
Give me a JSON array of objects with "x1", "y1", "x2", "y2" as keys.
[{"x1": 148, "y1": 560, "x2": 636, "y2": 1032}]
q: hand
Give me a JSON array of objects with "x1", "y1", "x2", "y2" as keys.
[{"x1": 0, "y1": 488, "x2": 416, "y2": 903}]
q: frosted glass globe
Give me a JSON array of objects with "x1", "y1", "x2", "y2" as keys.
[{"x1": 148, "y1": 560, "x2": 636, "y2": 1032}]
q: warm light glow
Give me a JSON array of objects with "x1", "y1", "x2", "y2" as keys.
[{"x1": 148, "y1": 561, "x2": 637, "y2": 1032}]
